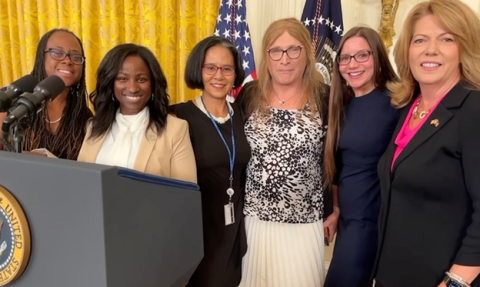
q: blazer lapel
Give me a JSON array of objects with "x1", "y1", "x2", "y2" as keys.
[
  {"x1": 133, "y1": 127, "x2": 156, "y2": 172},
  {"x1": 382, "y1": 101, "x2": 411, "y2": 190},
  {"x1": 391, "y1": 82, "x2": 469, "y2": 173},
  {"x1": 82, "y1": 134, "x2": 107, "y2": 163}
]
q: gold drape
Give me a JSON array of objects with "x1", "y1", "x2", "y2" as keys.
[{"x1": 0, "y1": 0, "x2": 219, "y2": 104}]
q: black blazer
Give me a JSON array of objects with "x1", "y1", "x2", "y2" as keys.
[{"x1": 373, "y1": 82, "x2": 480, "y2": 287}]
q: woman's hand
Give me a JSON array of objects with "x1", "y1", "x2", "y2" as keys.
[{"x1": 323, "y1": 207, "x2": 340, "y2": 243}]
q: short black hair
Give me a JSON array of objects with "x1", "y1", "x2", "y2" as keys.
[
  {"x1": 89, "y1": 43, "x2": 169, "y2": 139},
  {"x1": 185, "y1": 36, "x2": 245, "y2": 89}
]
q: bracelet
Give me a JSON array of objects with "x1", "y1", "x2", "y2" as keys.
[{"x1": 445, "y1": 271, "x2": 471, "y2": 287}]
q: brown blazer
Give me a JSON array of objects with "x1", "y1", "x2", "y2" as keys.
[{"x1": 77, "y1": 114, "x2": 197, "y2": 183}]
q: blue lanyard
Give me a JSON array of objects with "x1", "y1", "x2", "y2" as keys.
[{"x1": 201, "y1": 97, "x2": 236, "y2": 194}]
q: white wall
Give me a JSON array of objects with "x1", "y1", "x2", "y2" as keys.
[{"x1": 246, "y1": 0, "x2": 480, "y2": 71}]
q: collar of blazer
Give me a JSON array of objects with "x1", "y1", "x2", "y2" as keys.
[
  {"x1": 385, "y1": 80, "x2": 471, "y2": 175},
  {"x1": 83, "y1": 124, "x2": 157, "y2": 172}
]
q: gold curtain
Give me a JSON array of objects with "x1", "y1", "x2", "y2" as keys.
[{"x1": 0, "y1": 0, "x2": 219, "y2": 104}]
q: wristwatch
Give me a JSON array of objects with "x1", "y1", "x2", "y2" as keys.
[
  {"x1": 444, "y1": 276, "x2": 464, "y2": 287},
  {"x1": 444, "y1": 273, "x2": 471, "y2": 287}
]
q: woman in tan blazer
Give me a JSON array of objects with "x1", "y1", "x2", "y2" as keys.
[{"x1": 77, "y1": 43, "x2": 196, "y2": 183}]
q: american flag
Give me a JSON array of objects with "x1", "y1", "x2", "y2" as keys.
[
  {"x1": 214, "y1": 0, "x2": 256, "y2": 101},
  {"x1": 301, "y1": 0, "x2": 344, "y2": 85}
]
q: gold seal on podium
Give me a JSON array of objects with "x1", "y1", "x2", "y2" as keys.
[{"x1": 0, "y1": 185, "x2": 31, "y2": 285}]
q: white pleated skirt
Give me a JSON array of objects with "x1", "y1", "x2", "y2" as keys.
[{"x1": 238, "y1": 216, "x2": 325, "y2": 287}]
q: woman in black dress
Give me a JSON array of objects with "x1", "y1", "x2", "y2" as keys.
[{"x1": 169, "y1": 36, "x2": 250, "y2": 287}]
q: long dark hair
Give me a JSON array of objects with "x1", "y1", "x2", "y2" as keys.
[
  {"x1": 324, "y1": 26, "x2": 398, "y2": 185},
  {"x1": 24, "y1": 28, "x2": 92, "y2": 160},
  {"x1": 88, "y1": 43, "x2": 170, "y2": 139}
]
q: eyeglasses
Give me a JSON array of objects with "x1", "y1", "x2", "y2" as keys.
[
  {"x1": 44, "y1": 48, "x2": 85, "y2": 65},
  {"x1": 202, "y1": 64, "x2": 235, "y2": 76},
  {"x1": 267, "y1": 45, "x2": 304, "y2": 61},
  {"x1": 337, "y1": 50, "x2": 372, "y2": 65}
]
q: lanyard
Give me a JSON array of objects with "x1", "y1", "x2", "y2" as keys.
[{"x1": 200, "y1": 97, "x2": 236, "y2": 202}]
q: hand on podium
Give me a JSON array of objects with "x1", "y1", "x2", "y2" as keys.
[{"x1": 23, "y1": 148, "x2": 57, "y2": 158}]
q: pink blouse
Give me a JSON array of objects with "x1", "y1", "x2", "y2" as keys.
[{"x1": 391, "y1": 94, "x2": 445, "y2": 169}]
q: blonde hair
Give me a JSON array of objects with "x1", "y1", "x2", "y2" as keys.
[
  {"x1": 391, "y1": 0, "x2": 480, "y2": 108},
  {"x1": 245, "y1": 18, "x2": 327, "y2": 118}
]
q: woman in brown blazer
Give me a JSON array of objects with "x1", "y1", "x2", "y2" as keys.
[{"x1": 77, "y1": 43, "x2": 196, "y2": 183}]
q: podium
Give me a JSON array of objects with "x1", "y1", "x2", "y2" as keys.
[{"x1": 0, "y1": 151, "x2": 203, "y2": 287}]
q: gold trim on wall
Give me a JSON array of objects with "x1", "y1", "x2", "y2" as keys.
[{"x1": 378, "y1": 0, "x2": 400, "y2": 53}]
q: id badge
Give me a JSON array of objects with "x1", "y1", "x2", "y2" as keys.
[{"x1": 224, "y1": 203, "x2": 235, "y2": 226}]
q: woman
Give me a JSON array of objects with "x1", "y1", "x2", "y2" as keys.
[
  {"x1": 169, "y1": 36, "x2": 249, "y2": 287},
  {"x1": 373, "y1": 0, "x2": 480, "y2": 286},
  {"x1": 323, "y1": 27, "x2": 398, "y2": 287},
  {"x1": 236, "y1": 18, "x2": 333, "y2": 287},
  {"x1": 0, "y1": 28, "x2": 92, "y2": 159},
  {"x1": 77, "y1": 43, "x2": 196, "y2": 183}
]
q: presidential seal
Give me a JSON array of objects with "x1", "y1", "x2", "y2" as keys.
[{"x1": 0, "y1": 186, "x2": 31, "y2": 285}]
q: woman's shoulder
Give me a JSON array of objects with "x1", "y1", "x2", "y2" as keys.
[
  {"x1": 164, "y1": 114, "x2": 190, "y2": 136},
  {"x1": 168, "y1": 101, "x2": 194, "y2": 118}
]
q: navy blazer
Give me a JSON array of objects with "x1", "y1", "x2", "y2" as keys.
[{"x1": 373, "y1": 82, "x2": 480, "y2": 287}]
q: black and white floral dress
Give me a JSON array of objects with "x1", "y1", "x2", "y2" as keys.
[{"x1": 239, "y1": 104, "x2": 327, "y2": 287}]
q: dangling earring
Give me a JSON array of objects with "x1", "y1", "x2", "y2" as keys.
[
  {"x1": 112, "y1": 94, "x2": 117, "y2": 101},
  {"x1": 151, "y1": 93, "x2": 154, "y2": 101},
  {"x1": 379, "y1": 67, "x2": 382, "y2": 72}
]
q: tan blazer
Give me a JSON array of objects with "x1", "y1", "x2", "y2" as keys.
[{"x1": 77, "y1": 115, "x2": 197, "y2": 183}]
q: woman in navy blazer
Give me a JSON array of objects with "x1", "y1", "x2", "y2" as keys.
[{"x1": 373, "y1": 1, "x2": 480, "y2": 287}]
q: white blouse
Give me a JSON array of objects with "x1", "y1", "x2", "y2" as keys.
[{"x1": 95, "y1": 108, "x2": 149, "y2": 169}]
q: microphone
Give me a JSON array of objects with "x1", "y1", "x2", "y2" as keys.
[
  {"x1": 0, "y1": 75, "x2": 38, "y2": 112},
  {"x1": 2, "y1": 75, "x2": 65, "y2": 134}
]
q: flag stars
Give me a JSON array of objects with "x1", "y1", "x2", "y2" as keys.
[
  {"x1": 318, "y1": 15, "x2": 325, "y2": 24},
  {"x1": 304, "y1": 17, "x2": 311, "y2": 26},
  {"x1": 242, "y1": 60, "x2": 249, "y2": 70},
  {"x1": 236, "y1": 0, "x2": 243, "y2": 8},
  {"x1": 214, "y1": 29, "x2": 220, "y2": 36},
  {"x1": 227, "y1": 0, "x2": 234, "y2": 7},
  {"x1": 335, "y1": 25, "x2": 342, "y2": 35},
  {"x1": 235, "y1": 14, "x2": 243, "y2": 24},
  {"x1": 234, "y1": 30, "x2": 241, "y2": 40},
  {"x1": 325, "y1": 18, "x2": 331, "y2": 26},
  {"x1": 242, "y1": 46, "x2": 251, "y2": 56},
  {"x1": 223, "y1": 29, "x2": 231, "y2": 38},
  {"x1": 243, "y1": 31, "x2": 250, "y2": 41},
  {"x1": 217, "y1": 14, "x2": 222, "y2": 23},
  {"x1": 225, "y1": 13, "x2": 232, "y2": 24}
]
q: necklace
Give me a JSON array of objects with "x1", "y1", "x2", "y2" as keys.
[
  {"x1": 45, "y1": 115, "x2": 63, "y2": 124},
  {"x1": 412, "y1": 96, "x2": 430, "y2": 119},
  {"x1": 274, "y1": 88, "x2": 302, "y2": 106},
  {"x1": 195, "y1": 95, "x2": 233, "y2": 124}
]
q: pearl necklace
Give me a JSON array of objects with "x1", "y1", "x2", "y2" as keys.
[{"x1": 195, "y1": 95, "x2": 233, "y2": 124}]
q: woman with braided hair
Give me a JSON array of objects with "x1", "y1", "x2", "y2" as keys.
[{"x1": 0, "y1": 28, "x2": 92, "y2": 159}]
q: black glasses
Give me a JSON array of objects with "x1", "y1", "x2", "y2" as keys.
[
  {"x1": 337, "y1": 50, "x2": 372, "y2": 65},
  {"x1": 44, "y1": 48, "x2": 85, "y2": 65},
  {"x1": 202, "y1": 64, "x2": 235, "y2": 76},
  {"x1": 267, "y1": 45, "x2": 304, "y2": 61}
]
